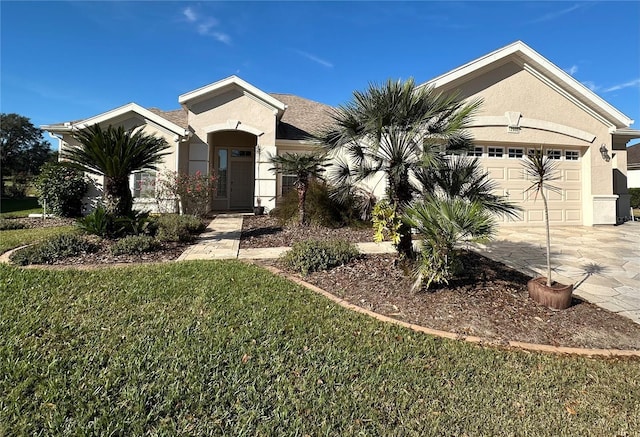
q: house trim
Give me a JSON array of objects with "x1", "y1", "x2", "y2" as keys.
[{"x1": 469, "y1": 115, "x2": 596, "y2": 142}]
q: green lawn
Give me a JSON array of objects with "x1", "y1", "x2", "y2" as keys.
[
  {"x1": 1, "y1": 261, "x2": 638, "y2": 435},
  {"x1": 0, "y1": 226, "x2": 76, "y2": 254},
  {"x1": 0, "y1": 197, "x2": 42, "y2": 217}
]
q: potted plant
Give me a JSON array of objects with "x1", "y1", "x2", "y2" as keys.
[{"x1": 522, "y1": 148, "x2": 573, "y2": 310}]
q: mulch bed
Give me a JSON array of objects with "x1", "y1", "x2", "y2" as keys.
[{"x1": 244, "y1": 216, "x2": 640, "y2": 350}]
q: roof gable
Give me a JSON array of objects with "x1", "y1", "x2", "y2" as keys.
[
  {"x1": 178, "y1": 75, "x2": 287, "y2": 116},
  {"x1": 420, "y1": 41, "x2": 633, "y2": 129},
  {"x1": 42, "y1": 103, "x2": 187, "y2": 137}
]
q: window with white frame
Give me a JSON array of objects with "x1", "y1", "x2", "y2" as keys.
[
  {"x1": 468, "y1": 146, "x2": 483, "y2": 157},
  {"x1": 133, "y1": 171, "x2": 156, "y2": 198},
  {"x1": 547, "y1": 149, "x2": 562, "y2": 160},
  {"x1": 508, "y1": 147, "x2": 524, "y2": 158},
  {"x1": 488, "y1": 147, "x2": 504, "y2": 158},
  {"x1": 565, "y1": 150, "x2": 580, "y2": 161}
]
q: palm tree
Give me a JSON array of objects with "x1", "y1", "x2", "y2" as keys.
[
  {"x1": 522, "y1": 148, "x2": 561, "y2": 287},
  {"x1": 415, "y1": 156, "x2": 521, "y2": 219},
  {"x1": 404, "y1": 196, "x2": 495, "y2": 289},
  {"x1": 269, "y1": 152, "x2": 330, "y2": 225},
  {"x1": 63, "y1": 124, "x2": 170, "y2": 216},
  {"x1": 320, "y1": 78, "x2": 481, "y2": 259}
]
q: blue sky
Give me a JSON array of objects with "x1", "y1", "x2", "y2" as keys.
[{"x1": 1, "y1": 1, "x2": 639, "y2": 147}]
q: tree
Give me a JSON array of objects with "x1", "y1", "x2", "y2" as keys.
[
  {"x1": 522, "y1": 148, "x2": 561, "y2": 287},
  {"x1": 63, "y1": 124, "x2": 170, "y2": 216},
  {"x1": 0, "y1": 113, "x2": 56, "y2": 197},
  {"x1": 320, "y1": 78, "x2": 481, "y2": 259},
  {"x1": 269, "y1": 152, "x2": 330, "y2": 225}
]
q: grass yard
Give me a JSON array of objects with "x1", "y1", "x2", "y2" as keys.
[
  {"x1": 1, "y1": 261, "x2": 639, "y2": 436},
  {"x1": 0, "y1": 226, "x2": 76, "y2": 254},
  {"x1": 0, "y1": 197, "x2": 42, "y2": 217}
]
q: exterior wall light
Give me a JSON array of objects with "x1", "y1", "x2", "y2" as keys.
[{"x1": 599, "y1": 144, "x2": 611, "y2": 162}]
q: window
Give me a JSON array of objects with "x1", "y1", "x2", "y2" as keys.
[
  {"x1": 547, "y1": 149, "x2": 561, "y2": 160},
  {"x1": 565, "y1": 150, "x2": 580, "y2": 161},
  {"x1": 231, "y1": 149, "x2": 251, "y2": 158},
  {"x1": 282, "y1": 175, "x2": 296, "y2": 195},
  {"x1": 217, "y1": 149, "x2": 228, "y2": 197},
  {"x1": 133, "y1": 171, "x2": 156, "y2": 198},
  {"x1": 488, "y1": 147, "x2": 504, "y2": 158},
  {"x1": 468, "y1": 146, "x2": 483, "y2": 157},
  {"x1": 508, "y1": 148, "x2": 524, "y2": 158},
  {"x1": 445, "y1": 149, "x2": 466, "y2": 156}
]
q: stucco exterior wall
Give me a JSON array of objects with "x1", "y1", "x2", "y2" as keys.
[
  {"x1": 185, "y1": 88, "x2": 278, "y2": 210},
  {"x1": 435, "y1": 62, "x2": 619, "y2": 225}
]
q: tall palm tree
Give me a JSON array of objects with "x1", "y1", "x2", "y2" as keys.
[
  {"x1": 415, "y1": 156, "x2": 521, "y2": 219},
  {"x1": 522, "y1": 148, "x2": 561, "y2": 287},
  {"x1": 269, "y1": 152, "x2": 330, "y2": 225},
  {"x1": 320, "y1": 78, "x2": 481, "y2": 259},
  {"x1": 63, "y1": 124, "x2": 170, "y2": 216}
]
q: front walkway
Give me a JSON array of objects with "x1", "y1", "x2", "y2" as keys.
[{"x1": 180, "y1": 215, "x2": 640, "y2": 324}]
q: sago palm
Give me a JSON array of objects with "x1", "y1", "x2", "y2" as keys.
[
  {"x1": 63, "y1": 124, "x2": 170, "y2": 216},
  {"x1": 320, "y1": 78, "x2": 481, "y2": 259},
  {"x1": 269, "y1": 152, "x2": 330, "y2": 225}
]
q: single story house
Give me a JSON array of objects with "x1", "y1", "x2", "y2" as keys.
[{"x1": 43, "y1": 41, "x2": 640, "y2": 226}]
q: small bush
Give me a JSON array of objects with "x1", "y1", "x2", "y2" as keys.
[
  {"x1": 76, "y1": 206, "x2": 114, "y2": 238},
  {"x1": 110, "y1": 235, "x2": 160, "y2": 256},
  {"x1": 10, "y1": 233, "x2": 97, "y2": 265},
  {"x1": 35, "y1": 162, "x2": 88, "y2": 217},
  {"x1": 271, "y1": 181, "x2": 365, "y2": 228},
  {"x1": 630, "y1": 188, "x2": 640, "y2": 209},
  {"x1": 0, "y1": 219, "x2": 26, "y2": 230},
  {"x1": 280, "y1": 239, "x2": 360, "y2": 275},
  {"x1": 153, "y1": 214, "x2": 205, "y2": 242}
]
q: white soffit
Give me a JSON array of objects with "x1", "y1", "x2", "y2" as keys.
[
  {"x1": 418, "y1": 41, "x2": 633, "y2": 128},
  {"x1": 178, "y1": 75, "x2": 287, "y2": 115}
]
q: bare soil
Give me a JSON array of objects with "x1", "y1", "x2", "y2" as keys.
[{"x1": 243, "y1": 215, "x2": 640, "y2": 350}]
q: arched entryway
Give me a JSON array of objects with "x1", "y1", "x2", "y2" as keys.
[{"x1": 209, "y1": 130, "x2": 258, "y2": 211}]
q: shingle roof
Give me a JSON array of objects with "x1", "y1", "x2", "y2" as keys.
[
  {"x1": 269, "y1": 93, "x2": 334, "y2": 140},
  {"x1": 147, "y1": 108, "x2": 188, "y2": 129}
]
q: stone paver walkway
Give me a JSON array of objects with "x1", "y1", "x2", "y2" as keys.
[{"x1": 182, "y1": 215, "x2": 640, "y2": 324}]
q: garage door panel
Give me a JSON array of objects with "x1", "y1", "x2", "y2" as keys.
[
  {"x1": 487, "y1": 167, "x2": 505, "y2": 180},
  {"x1": 564, "y1": 169, "x2": 580, "y2": 182},
  {"x1": 565, "y1": 190, "x2": 581, "y2": 201},
  {"x1": 507, "y1": 168, "x2": 524, "y2": 180},
  {"x1": 565, "y1": 210, "x2": 581, "y2": 222}
]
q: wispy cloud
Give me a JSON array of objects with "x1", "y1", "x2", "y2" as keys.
[
  {"x1": 603, "y1": 78, "x2": 640, "y2": 92},
  {"x1": 181, "y1": 6, "x2": 231, "y2": 45},
  {"x1": 565, "y1": 65, "x2": 579, "y2": 76},
  {"x1": 293, "y1": 50, "x2": 333, "y2": 68},
  {"x1": 530, "y1": 3, "x2": 585, "y2": 23}
]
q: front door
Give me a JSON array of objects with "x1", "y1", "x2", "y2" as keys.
[{"x1": 230, "y1": 159, "x2": 253, "y2": 209}]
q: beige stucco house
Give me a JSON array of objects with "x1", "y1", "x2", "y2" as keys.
[{"x1": 43, "y1": 41, "x2": 640, "y2": 226}]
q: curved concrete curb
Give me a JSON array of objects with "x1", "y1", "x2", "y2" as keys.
[{"x1": 257, "y1": 263, "x2": 640, "y2": 358}]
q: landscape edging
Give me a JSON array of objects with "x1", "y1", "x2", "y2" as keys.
[{"x1": 258, "y1": 263, "x2": 640, "y2": 358}]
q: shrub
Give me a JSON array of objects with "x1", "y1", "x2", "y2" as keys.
[
  {"x1": 156, "y1": 170, "x2": 217, "y2": 217},
  {"x1": 630, "y1": 188, "x2": 640, "y2": 209},
  {"x1": 271, "y1": 181, "x2": 365, "y2": 228},
  {"x1": 0, "y1": 218, "x2": 26, "y2": 230},
  {"x1": 280, "y1": 239, "x2": 360, "y2": 275},
  {"x1": 10, "y1": 233, "x2": 97, "y2": 265},
  {"x1": 35, "y1": 162, "x2": 88, "y2": 217},
  {"x1": 76, "y1": 206, "x2": 114, "y2": 238},
  {"x1": 110, "y1": 235, "x2": 160, "y2": 255},
  {"x1": 153, "y1": 214, "x2": 205, "y2": 242}
]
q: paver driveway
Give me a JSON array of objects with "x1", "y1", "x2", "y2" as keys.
[{"x1": 476, "y1": 222, "x2": 640, "y2": 324}]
